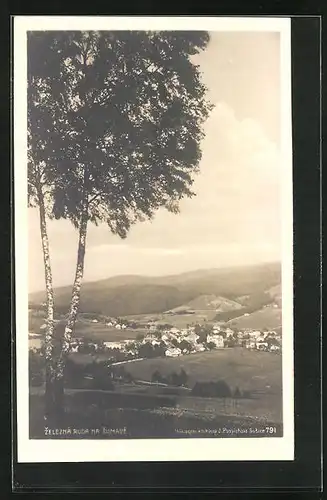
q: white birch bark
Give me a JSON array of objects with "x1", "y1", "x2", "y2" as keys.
[
  {"x1": 60, "y1": 192, "x2": 89, "y2": 366},
  {"x1": 36, "y1": 183, "x2": 56, "y2": 415}
]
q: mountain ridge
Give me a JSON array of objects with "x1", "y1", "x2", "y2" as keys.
[{"x1": 29, "y1": 262, "x2": 281, "y2": 317}]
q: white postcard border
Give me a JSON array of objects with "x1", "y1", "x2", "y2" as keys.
[{"x1": 14, "y1": 16, "x2": 294, "y2": 463}]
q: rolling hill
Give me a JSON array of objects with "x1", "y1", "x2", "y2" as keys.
[
  {"x1": 181, "y1": 294, "x2": 243, "y2": 312},
  {"x1": 227, "y1": 305, "x2": 282, "y2": 330},
  {"x1": 29, "y1": 262, "x2": 281, "y2": 317},
  {"x1": 266, "y1": 284, "x2": 282, "y2": 306}
]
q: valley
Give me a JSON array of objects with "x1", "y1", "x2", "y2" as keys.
[{"x1": 28, "y1": 263, "x2": 283, "y2": 438}]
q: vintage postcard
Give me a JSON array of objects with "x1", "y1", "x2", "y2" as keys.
[{"x1": 14, "y1": 16, "x2": 294, "y2": 462}]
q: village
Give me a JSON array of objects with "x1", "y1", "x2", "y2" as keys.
[{"x1": 65, "y1": 316, "x2": 282, "y2": 362}]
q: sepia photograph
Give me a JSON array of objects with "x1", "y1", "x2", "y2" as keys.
[{"x1": 14, "y1": 16, "x2": 293, "y2": 462}]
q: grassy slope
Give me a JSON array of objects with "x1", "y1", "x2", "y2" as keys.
[
  {"x1": 227, "y1": 306, "x2": 282, "y2": 330},
  {"x1": 122, "y1": 348, "x2": 283, "y2": 423},
  {"x1": 169, "y1": 295, "x2": 244, "y2": 312},
  {"x1": 29, "y1": 306, "x2": 282, "y2": 343},
  {"x1": 29, "y1": 348, "x2": 283, "y2": 438},
  {"x1": 29, "y1": 316, "x2": 148, "y2": 342},
  {"x1": 122, "y1": 348, "x2": 282, "y2": 394}
]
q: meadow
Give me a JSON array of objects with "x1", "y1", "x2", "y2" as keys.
[
  {"x1": 227, "y1": 306, "x2": 282, "y2": 330},
  {"x1": 30, "y1": 392, "x2": 282, "y2": 439},
  {"x1": 123, "y1": 348, "x2": 282, "y2": 394},
  {"x1": 29, "y1": 314, "x2": 148, "y2": 343},
  {"x1": 29, "y1": 347, "x2": 282, "y2": 438},
  {"x1": 125, "y1": 309, "x2": 217, "y2": 328}
]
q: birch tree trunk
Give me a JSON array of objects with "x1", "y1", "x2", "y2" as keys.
[
  {"x1": 63, "y1": 68, "x2": 89, "y2": 350},
  {"x1": 64, "y1": 205, "x2": 88, "y2": 346},
  {"x1": 61, "y1": 54, "x2": 90, "y2": 349},
  {"x1": 36, "y1": 184, "x2": 56, "y2": 420},
  {"x1": 54, "y1": 193, "x2": 89, "y2": 413}
]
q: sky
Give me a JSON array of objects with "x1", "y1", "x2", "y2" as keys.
[{"x1": 29, "y1": 31, "x2": 282, "y2": 292}]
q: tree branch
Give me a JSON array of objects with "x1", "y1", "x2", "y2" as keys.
[{"x1": 88, "y1": 191, "x2": 101, "y2": 206}]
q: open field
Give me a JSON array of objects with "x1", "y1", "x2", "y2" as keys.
[
  {"x1": 29, "y1": 316, "x2": 148, "y2": 342},
  {"x1": 29, "y1": 348, "x2": 282, "y2": 438},
  {"x1": 71, "y1": 322, "x2": 148, "y2": 342},
  {"x1": 125, "y1": 309, "x2": 218, "y2": 328},
  {"x1": 29, "y1": 389, "x2": 282, "y2": 439},
  {"x1": 29, "y1": 301, "x2": 282, "y2": 344},
  {"x1": 29, "y1": 310, "x2": 218, "y2": 347},
  {"x1": 29, "y1": 342, "x2": 282, "y2": 398},
  {"x1": 59, "y1": 347, "x2": 282, "y2": 422},
  {"x1": 50, "y1": 346, "x2": 282, "y2": 397},
  {"x1": 29, "y1": 315, "x2": 47, "y2": 332},
  {"x1": 29, "y1": 336, "x2": 43, "y2": 349},
  {"x1": 122, "y1": 348, "x2": 282, "y2": 393},
  {"x1": 227, "y1": 306, "x2": 282, "y2": 330}
]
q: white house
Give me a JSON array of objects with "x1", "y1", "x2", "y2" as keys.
[
  {"x1": 115, "y1": 324, "x2": 122, "y2": 329},
  {"x1": 144, "y1": 333, "x2": 159, "y2": 342},
  {"x1": 165, "y1": 347, "x2": 182, "y2": 357},
  {"x1": 92, "y1": 319, "x2": 98, "y2": 323},
  {"x1": 249, "y1": 330, "x2": 262, "y2": 339},
  {"x1": 104, "y1": 341, "x2": 124, "y2": 349},
  {"x1": 170, "y1": 327, "x2": 180, "y2": 335},
  {"x1": 121, "y1": 324, "x2": 127, "y2": 329},
  {"x1": 106, "y1": 322, "x2": 113, "y2": 327},
  {"x1": 207, "y1": 334, "x2": 224, "y2": 348},
  {"x1": 185, "y1": 331, "x2": 199, "y2": 344},
  {"x1": 193, "y1": 343, "x2": 205, "y2": 352},
  {"x1": 256, "y1": 341, "x2": 268, "y2": 351},
  {"x1": 246, "y1": 340, "x2": 257, "y2": 349},
  {"x1": 270, "y1": 344, "x2": 281, "y2": 352}
]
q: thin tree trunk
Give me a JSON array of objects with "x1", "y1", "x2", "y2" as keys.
[
  {"x1": 61, "y1": 52, "x2": 90, "y2": 347},
  {"x1": 55, "y1": 193, "x2": 89, "y2": 410},
  {"x1": 65, "y1": 207, "x2": 88, "y2": 340},
  {"x1": 36, "y1": 184, "x2": 56, "y2": 420}
]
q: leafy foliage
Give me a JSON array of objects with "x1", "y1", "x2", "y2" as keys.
[
  {"x1": 151, "y1": 368, "x2": 188, "y2": 386},
  {"x1": 191, "y1": 380, "x2": 232, "y2": 398},
  {"x1": 138, "y1": 340, "x2": 166, "y2": 359},
  {"x1": 233, "y1": 386, "x2": 242, "y2": 398},
  {"x1": 29, "y1": 348, "x2": 45, "y2": 386},
  {"x1": 27, "y1": 30, "x2": 213, "y2": 235}
]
